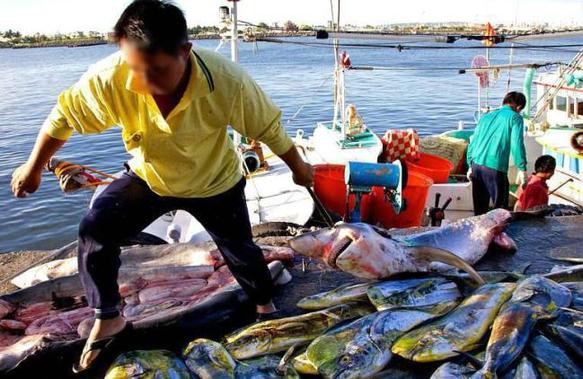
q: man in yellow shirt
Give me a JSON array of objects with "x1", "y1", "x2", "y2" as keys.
[{"x1": 10, "y1": 0, "x2": 313, "y2": 372}]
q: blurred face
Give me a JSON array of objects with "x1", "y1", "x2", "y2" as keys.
[
  {"x1": 120, "y1": 39, "x2": 191, "y2": 95},
  {"x1": 538, "y1": 170, "x2": 554, "y2": 179},
  {"x1": 507, "y1": 103, "x2": 524, "y2": 113}
]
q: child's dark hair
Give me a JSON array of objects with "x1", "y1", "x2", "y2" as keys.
[{"x1": 535, "y1": 155, "x2": 556, "y2": 173}]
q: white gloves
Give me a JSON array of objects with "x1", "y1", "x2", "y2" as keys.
[
  {"x1": 517, "y1": 170, "x2": 529, "y2": 189},
  {"x1": 466, "y1": 168, "x2": 472, "y2": 181}
]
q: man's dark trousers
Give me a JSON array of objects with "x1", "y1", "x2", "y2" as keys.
[
  {"x1": 78, "y1": 171, "x2": 273, "y2": 319},
  {"x1": 470, "y1": 163, "x2": 510, "y2": 216}
]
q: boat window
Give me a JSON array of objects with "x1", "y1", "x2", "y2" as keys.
[
  {"x1": 574, "y1": 97, "x2": 583, "y2": 117},
  {"x1": 556, "y1": 96, "x2": 567, "y2": 112}
]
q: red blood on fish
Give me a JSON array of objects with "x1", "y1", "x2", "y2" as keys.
[
  {"x1": 210, "y1": 247, "x2": 294, "y2": 269},
  {"x1": 492, "y1": 232, "x2": 517, "y2": 251},
  {"x1": 119, "y1": 278, "x2": 148, "y2": 297},
  {"x1": 260, "y1": 246, "x2": 295, "y2": 263},
  {"x1": 0, "y1": 320, "x2": 27, "y2": 331},
  {"x1": 137, "y1": 279, "x2": 207, "y2": 304},
  {"x1": 0, "y1": 300, "x2": 15, "y2": 319},
  {"x1": 210, "y1": 249, "x2": 225, "y2": 268},
  {"x1": 25, "y1": 307, "x2": 93, "y2": 335},
  {"x1": 206, "y1": 266, "x2": 236, "y2": 288},
  {"x1": 14, "y1": 302, "x2": 54, "y2": 325}
]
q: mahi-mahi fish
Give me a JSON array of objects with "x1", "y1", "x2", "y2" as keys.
[
  {"x1": 289, "y1": 209, "x2": 515, "y2": 282},
  {"x1": 224, "y1": 303, "x2": 374, "y2": 360},
  {"x1": 391, "y1": 283, "x2": 516, "y2": 362}
]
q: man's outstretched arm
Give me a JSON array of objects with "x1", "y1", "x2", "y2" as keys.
[{"x1": 11, "y1": 132, "x2": 66, "y2": 197}]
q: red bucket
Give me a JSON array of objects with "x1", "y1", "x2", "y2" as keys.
[
  {"x1": 314, "y1": 164, "x2": 433, "y2": 228},
  {"x1": 313, "y1": 164, "x2": 355, "y2": 218},
  {"x1": 363, "y1": 171, "x2": 433, "y2": 228},
  {"x1": 405, "y1": 152, "x2": 453, "y2": 184}
]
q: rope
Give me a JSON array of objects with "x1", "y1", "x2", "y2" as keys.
[
  {"x1": 47, "y1": 158, "x2": 114, "y2": 193},
  {"x1": 255, "y1": 37, "x2": 583, "y2": 52},
  {"x1": 284, "y1": 75, "x2": 330, "y2": 126},
  {"x1": 346, "y1": 62, "x2": 562, "y2": 73}
]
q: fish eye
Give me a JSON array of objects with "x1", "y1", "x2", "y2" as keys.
[{"x1": 340, "y1": 355, "x2": 351, "y2": 365}]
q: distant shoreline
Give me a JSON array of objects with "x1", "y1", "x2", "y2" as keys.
[
  {"x1": 0, "y1": 31, "x2": 316, "y2": 49},
  {"x1": 1, "y1": 29, "x2": 580, "y2": 49}
]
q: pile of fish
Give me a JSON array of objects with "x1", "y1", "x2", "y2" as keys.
[
  {"x1": 113, "y1": 264, "x2": 583, "y2": 378},
  {"x1": 548, "y1": 204, "x2": 583, "y2": 217},
  {"x1": 0, "y1": 243, "x2": 294, "y2": 373},
  {"x1": 105, "y1": 338, "x2": 301, "y2": 379}
]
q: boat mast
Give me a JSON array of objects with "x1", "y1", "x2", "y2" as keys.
[
  {"x1": 332, "y1": 0, "x2": 345, "y2": 136},
  {"x1": 229, "y1": 0, "x2": 241, "y2": 145},
  {"x1": 230, "y1": 0, "x2": 239, "y2": 64}
]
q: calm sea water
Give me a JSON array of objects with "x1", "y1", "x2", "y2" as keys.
[{"x1": 0, "y1": 35, "x2": 579, "y2": 252}]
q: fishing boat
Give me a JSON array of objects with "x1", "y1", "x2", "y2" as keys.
[
  {"x1": 297, "y1": 20, "x2": 583, "y2": 225},
  {"x1": 308, "y1": 51, "x2": 383, "y2": 165},
  {"x1": 528, "y1": 53, "x2": 583, "y2": 206}
]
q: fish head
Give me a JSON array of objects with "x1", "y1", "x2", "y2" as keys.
[
  {"x1": 481, "y1": 208, "x2": 513, "y2": 239},
  {"x1": 225, "y1": 328, "x2": 274, "y2": 360},
  {"x1": 289, "y1": 223, "x2": 402, "y2": 277},
  {"x1": 318, "y1": 342, "x2": 390, "y2": 379},
  {"x1": 183, "y1": 338, "x2": 237, "y2": 375},
  {"x1": 511, "y1": 276, "x2": 572, "y2": 318}
]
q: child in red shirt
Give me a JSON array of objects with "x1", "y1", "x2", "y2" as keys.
[{"x1": 515, "y1": 155, "x2": 556, "y2": 211}]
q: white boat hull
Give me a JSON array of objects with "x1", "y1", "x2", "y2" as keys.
[{"x1": 308, "y1": 123, "x2": 383, "y2": 164}]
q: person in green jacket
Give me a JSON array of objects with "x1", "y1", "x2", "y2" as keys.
[{"x1": 467, "y1": 92, "x2": 528, "y2": 215}]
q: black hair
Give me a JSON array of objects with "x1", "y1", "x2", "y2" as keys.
[
  {"x1": 113, "y1": 0, "x2": 188, "y2": 55},
  {"x1": 502, "y1": 91, "x2": 527, "y2": 109},
  {"x1": 535, "y1": 155, "x2": 556, "y2": 173}
]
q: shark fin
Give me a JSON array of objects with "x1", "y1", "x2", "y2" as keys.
[{"x1": 408, "y1": 246, "x2": 485, "y2": 285}]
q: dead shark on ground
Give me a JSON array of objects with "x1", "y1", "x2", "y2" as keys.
[{"x1": 289, "y1": 209, "x2": 517, "y2": 283}]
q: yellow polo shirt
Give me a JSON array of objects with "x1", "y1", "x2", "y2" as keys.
[{"x1": 42, "y1": 48, "x2": 293, "y2": 198}]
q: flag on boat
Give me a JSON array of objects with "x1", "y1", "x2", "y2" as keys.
[{"x1": 483, "y1": 22, "x2": 497, "y2": 47}]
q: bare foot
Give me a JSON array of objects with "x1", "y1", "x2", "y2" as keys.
[
  {"x1": 77, "y1": 316, "x2": 126, "y2": 370},
  {"x1": 256, "y1": 301, "x2": 277, "y2": 314}
]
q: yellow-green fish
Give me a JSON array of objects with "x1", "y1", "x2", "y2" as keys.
[
  {"x1": 391, "y1": 283, "x2": 515, "y2": 362},
  {"x1": 225, "y1": 303, "x2": 373, "y2": 359}
]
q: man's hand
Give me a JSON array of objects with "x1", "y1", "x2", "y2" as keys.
[
  {"x1": 278, "y1": 146, "x2": 315, "y2": 188},
  {"x1": 292, "y1": 161, "x2": 314, "y2": 187},
  {"x1": 517, "y1": 170, "x2": 529, "y2": 189},
  {"x1": 11, "y1": 163, "x2": 42, "y2": 198},
  {"x1": 466, "y1": 167, "x2": 473, "y2": 181},
  {"x1": 10, "y1": 131, "x2": 67, "y2": 198}
]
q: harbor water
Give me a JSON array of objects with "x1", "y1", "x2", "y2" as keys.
[{"x1": 0, "y1": 35, "x2": 580, "y2": 252}]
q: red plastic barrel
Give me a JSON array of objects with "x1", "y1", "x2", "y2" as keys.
[
  {"x1": 363, "y1": 171, "x2": 433, "y2": 228},
  {"x1": 405, "y1": 152, "x2": 453, "y2": 184},
  {"x1": 313, "y1": 164, "x2": 355, "y2": 217},
  {"x1": 314, "y1": 164, "x2": 433, "y2": 228}
]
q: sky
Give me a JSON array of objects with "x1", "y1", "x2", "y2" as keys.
[{"x1": 0, "y1": 0, "x2": 582, "y2": 35}]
